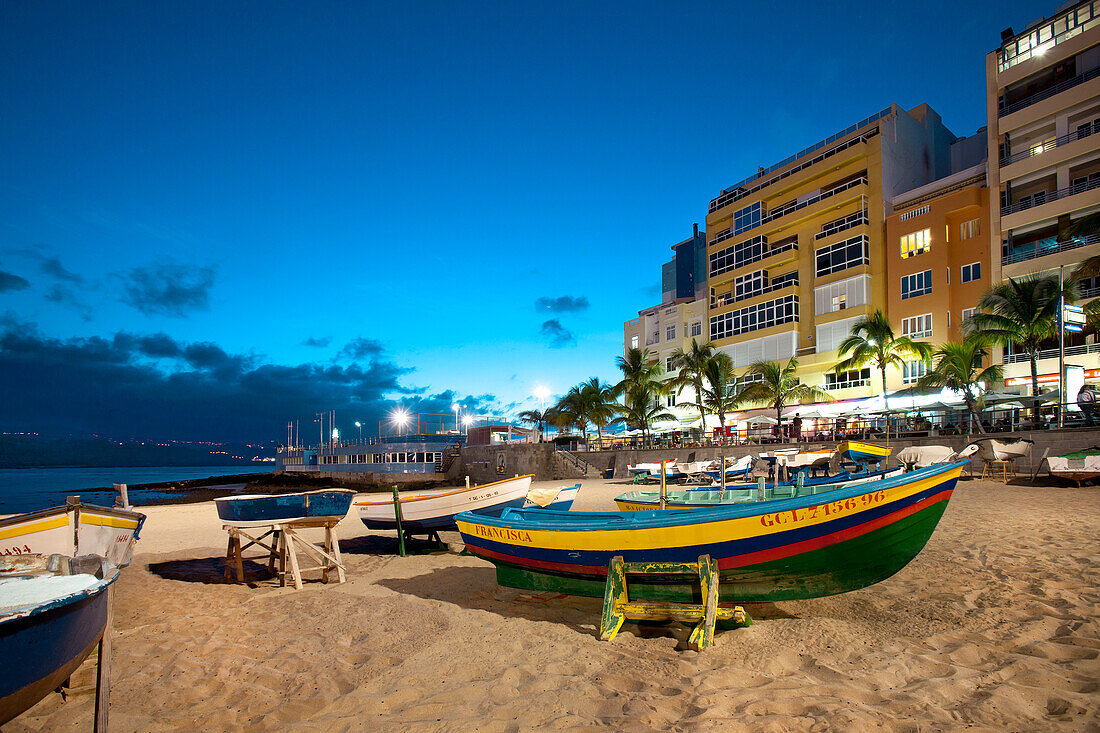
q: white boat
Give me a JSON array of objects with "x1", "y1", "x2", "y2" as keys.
[
  {"x1": 626, "y1": 461, "x2": 679, "y2": 477},
  {"x1": 0, "y1": 501, "x2": 145, "y2": 568},
  {"x1": 355, "y1": 474, "x2": 533, "y2": 532},
  {"x1": 1046, "y1": 449, "x2": 1100, "y2": 486},
  {"x1": 671, "y1": 461, "x2": 712, "y2": 476},
  {"x1": 896, "y1": 444, "x2": 979, "y2": 469},
  {"x1": 969, "y1": 438, "x2": 1033, "y2": 462}
]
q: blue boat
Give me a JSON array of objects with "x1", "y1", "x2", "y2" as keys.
[
  {"x1": 522, "y1": 483, "x2": 580, "y2": 511},
  {"x1": 215, "y1": 489, "x2": 356, "y2": 526},
  {"x1": 0, "y1": 554, "x2": 119, "y2": 726}
]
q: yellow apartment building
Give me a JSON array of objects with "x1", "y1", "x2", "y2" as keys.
[
  {"x1": 885, "y1": 160, "x2": 992, "y2": 389},
  {"x1": 987, "y1": 1, "x2": 1100, "y2": 391},
  {"x1": 704, "y1": 104, "x2": 958, "y2": 400}
]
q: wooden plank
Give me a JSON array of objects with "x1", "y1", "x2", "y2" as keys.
[
  {"x1": 284, "y1": 531, "x2": 303, "y2": 590},
  {"x1": 696, "y1": 554, "x2": 719, "y2": 650},
  {"x1": 598, "y1": 556, "x2": 628, "y2": 642},
  {"x1": 93, "y1": 585, "x2": 113, "y2": 732},
  {"x1": 329, "y1": 523, "x2": 346, "y2": 583},
  {"x1": 621, "y1": 561, "x2": 700, "y2": 574},
  {"x1": 233, "y1": 534, "x2": 245, "y2": 582}
]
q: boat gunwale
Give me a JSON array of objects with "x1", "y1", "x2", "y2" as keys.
[
  {"x1": 353, "y1": 474, "x2": 534, "y2": 507},
  {"x1": 214, "y1": 488, "x2": 356, "y2": 504}
]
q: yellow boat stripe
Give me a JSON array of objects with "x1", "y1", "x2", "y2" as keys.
[
  {"x1": 80, "y1": 514, "x2": 141, "y2": 530},
  {"x1": 457, "y1": 467, "x2": 959, "y2": 552},
  {"x1": 0, "y1": 515, "x2": 69, "y2": 541}
]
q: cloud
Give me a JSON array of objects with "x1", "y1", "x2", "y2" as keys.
[
  {"x1": 119, "y1": 262, "x2": 216, "y2": 317},
  {"x1": 336, "y1": 338, "x2": 385, "y2": 361},
  {"x1": 44, "y1": 285, "x2": 93, "y2": 321},
  {"x1": 39, "y1": 256, "x2": 84, "y2": 284},
  {"x1": 640, "y1": 283, "x2": 661, "y2": 298},
  {"x1": 540, "y1": 319, "x2": 575, "y2": 348},
  {"x1": 535, "y1": 295, "x2": 589, "y2": 313},
  {"x1": 303, "y1": 336, "x2": 332, "y2": 348},
  {"x1": 0, "y1": 269, "x2": 30, "y2": 293}
]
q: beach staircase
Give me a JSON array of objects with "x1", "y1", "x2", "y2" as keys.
[
  {"x1": 553, "y1": 448, "x2": 593, "y2": 478},
  {"x1": 439, "y1": 446, "x2": 463, "y2": 474},
  {"x1": 599, "y1": 555, "x2": 752, "y2": 651}
]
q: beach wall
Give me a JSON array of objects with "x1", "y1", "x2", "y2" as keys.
[{"x1": 450, "y1": 426, "x2": 1100, "y2": 481}]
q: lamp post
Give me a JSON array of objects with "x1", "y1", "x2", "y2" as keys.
[
  {"x1": 452, "y1": 403, "x2": 460, "y2": 434},
  {"x1": 462, "y1": 414, "x2": 472, "y2": 436},
  {"x1": 355, "y1": 421, "x2": 362, "y2": 443}
]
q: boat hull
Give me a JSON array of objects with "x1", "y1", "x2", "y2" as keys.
[
  {"x1": 215, "y1": 489, "x2": 355, "y2": 527},
  {"x1": 523, "y1": 485, "x2": 579, "y2": 512},
  {"x1": 0, "y1": 503, "x2": 145, "y2": 568},
  {"x1": 356, "y1": 475, "x2": 533, "y2": 531},
  {"x1": 458, "y1": 463, "x2": 962, "y2": 603},
  {"x1": 838, "y1": 441, "x2": 891, "y2": 464}
]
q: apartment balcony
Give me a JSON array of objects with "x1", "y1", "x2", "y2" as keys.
[
  {"x1": 998, "y1": 67, "x2": 1100, "y2": 133},
  {"x1": 1000, "y1": 177, "x2": 1100, "y2": 230},
  {"x1": 760, "y1": 176, "x2": 868, "y2": 230},
  {"x1": 814, "y1": 209, "x2": 870, "y2": 242},
  {"x1": 1002, "y1": 232, "x2": 1100, "y2": 265},
  {"x1": 709, "y1": 239, "x2": 799, "y2": 286},
  {"x1": 1000, "y1": 125, "x2": 1100, "y2": 180},
  {"x1": 1004, "y1": 342, "x2": 1100, "y2": 364},
  {"x1": 711, "y1": 277, "x2": 799, "y2": 311}
]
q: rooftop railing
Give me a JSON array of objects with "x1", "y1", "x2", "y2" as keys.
[
  {"x1": 1001, "y1": 177, "x2": 1100, "y2": 216},
  {"x1": 998, "y1": 66, "x2": 1100, "y2": 118},
  {"x1": 1000, "y1": 125, "x2": 1097, "y2": 166},
  {"x1": 761, "y1": 177, "x2": 867, "y2": 225},
  {"x1": 998, "y1": 1, "x2": 1100, "y2": 72},
  {"x1": 1002, "y1": 232, "x2": 1100, "y2": 264}
]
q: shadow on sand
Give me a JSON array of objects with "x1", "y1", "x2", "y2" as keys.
[{"x1": 147, "y1": 556, "x2": 274, "y2": 586}]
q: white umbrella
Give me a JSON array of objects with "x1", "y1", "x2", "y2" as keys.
[{"x1": 744, "y1": 415, "x2": 779, "y2": 425}]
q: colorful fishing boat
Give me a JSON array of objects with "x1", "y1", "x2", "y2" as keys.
[
  {"x1": 457, "y1": 461, "x2": 966, "y2": 603},
  {"x1": 1046, "y1": 447, "x2": 1100, "y2": 486},
  {"x1": 0, "y1": 500, "x2": 146, "y2": 568},
  {"x1": 614, "y1": 467, "x2": 905, "y2": 510},
  {"x1": 523, "y1": 483, "x2": 580, "y2": 511},
  {"x1": 0, "y1": 554, "x2": 119, "y2": 725},
  {"x1": 837, "y1": 440, "x2": 891, "y2": 465},
  {"x1": 356, "y1": 474, "x2": 533, "y2": 532},
  {"x1": 215, "y1": 488, "x2": 356, "y2": 527}
]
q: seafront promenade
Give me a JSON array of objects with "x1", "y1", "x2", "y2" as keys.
[{"x1": 6, "y1": 475, "x2": 1097, "y2": 731}]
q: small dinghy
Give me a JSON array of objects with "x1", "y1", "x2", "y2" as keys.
[
  {"x1": 1046, "y1": 448, "x2": 1100, "y2": 487},
  {"x1": 523, "y1": 483, "x2": 580, "y2": 511},
  {"x1": 896, "y1": 444, "x2": 979, "y2": 469},
  {"x1": 356, "y1": 475, "x2": 533, "y2": 532},
  {"x1": 0, "y1": 501, "x2": 145, "y2": 568},
  {"x1": 215, "y1": 489, "x2": 356, "y2": 527}
]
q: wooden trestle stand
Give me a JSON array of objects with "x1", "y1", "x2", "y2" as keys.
[{"x1": 223, "y1": 518, "x2": 346, "y2": 590}]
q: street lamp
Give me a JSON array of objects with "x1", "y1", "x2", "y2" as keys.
[
  {"x1": 392, "y1": 409, "x2": 409, "y2": 436},
  {"x1": 462, "y1": 414, "x2": 472, "y2": 436},
  {"x1": 452, "y1": 403, "x2": 460, "y2": 433},
  {"x1": 355, "y1": 421, "x2": 362, "y2": 443}
]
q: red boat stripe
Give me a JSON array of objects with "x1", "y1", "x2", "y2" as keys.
[{"x1": 465, "y1": 490, "x2": 952, "y2": 577}]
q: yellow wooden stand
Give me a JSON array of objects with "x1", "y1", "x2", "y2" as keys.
[
  {"x1": 223, "y1": 518, "x2": 346, "y2": 590},
  {"x1": 599, "y1": 554, "x2": 751, "y2": 650},
  {"x1": 981, "y1": 459, "x2": 1016, "y2": 482}
]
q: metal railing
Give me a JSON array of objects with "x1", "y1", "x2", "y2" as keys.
[
  {"x1": 998, "y1": 66, "x2": 1100, "y2": 118},
  {"x1": 713, "y1": 275, "x2": 799, "y2": 308},
  {"x1": 1002, "y1": 232, "x2": 1100, "y2": 265},
  {"x1": 1004, "y1": 342, "x2": 1100, "y2": 364},
  {"x1": 710, "y1": 240, "x2": 798, "y2": 279},
  {"x1": 815, "y1": 209, "x2": 869, "y2": 240},
  {"x1": 1001, "y1": 177, "x2": 1100, "y2": 216},
  {"x1": 554, "y1": 448, "x2": 591, "y2": 475},
  {"x1": 998, "y1": 1, "x2": 1100, "y2": 72},
  {"x1": 824, "y1": 377, "x2": 871, "y2": 390},
  {"x1": 1000, "y1": 126, "x2": 1098, "y2": 167},
  {"x1": 762, "y1": 177, "x2": 867, "y2": 225}
]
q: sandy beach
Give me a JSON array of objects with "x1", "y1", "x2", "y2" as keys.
[{"x1": 7, "y1": 477, "x2": 1099, "y2": 732}]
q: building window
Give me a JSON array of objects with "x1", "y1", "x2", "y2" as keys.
[
  {"x1": 901, "y1": 314, "x2": 933, "y2": 339},
  {"x1": 825, "y1": 368, "x2": 871, "y2": 390},
  {"x1": 665, "y1": 324, "x2": 676, "y2": 341},
  {"x1": 815, "y1": 235, "x2": 870, "y2": 277},
  {"x1": 900, "y1": 228, "x2": 932, "y2": 259},
  {"x1": 961, "y1": 262, "x2": 981, "y2": 283},
  {"x1": 960, "y1": 219, "x2": 980, "y2": 240},
  {"x1": 666, "y1": 393, "x2": 676, "y2": 407},
  {"x1": 630, "y1": 335, "x2": 639, "y2": 349},
  {"x1": 902, "y1": 360, "x2": 928, "y2": 384},
  {"x1": 690, "y1": 321, "x2": 702, "y2": 337},
  {"x1": 666, "y1": 356, "x2": 676, "y2": 372},
  {"x1": 733, "y1": 202, "x2": 762, "y2": 236},
  {"x1": 901, "y1": 270, "x2": 932, "y2": 300},
  {"x1": 960, "y1": 307, "x2": 975, "y2": 332},
  {"x1": 709, "y1": 295, "x2": 799, "y2": 341},
  {"x1": 734, "y1": 270, "x2": 767, "y2": 299},
  {"x1": 898, "y1": 205, "x2": 929, "y2": 222}
]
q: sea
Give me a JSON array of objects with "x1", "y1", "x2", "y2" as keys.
[{"x1": 0, "y1": 465, "x2": 272, "y2": 514}]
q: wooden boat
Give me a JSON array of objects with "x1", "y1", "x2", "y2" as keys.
[
  {"x1": 356, "y1": 475, "x2": 533, "y2": 531},
  {"x1": 968, "y1": 438, "x2": 1033, "y2": 462},
  {"x1": 626, "y1": 461, "x2": 681, "y2": 478},
  {"x1": 837, "y1": 440, "x2": 891, "y2": 464},
  {"x1": 0, "y1": 554, "x2": 119, "y2": 725},
  {"x1": 614, "y1": 467, "x2": 906, "y2": 510},
  {"x1": 456, "y1": 461, "x2": 966, "y2": 603},
  {"x1": 523, "y1": 483, "x2": 580, "y2": 511},
  {"x1": 896, "y1": 444, "x2": 978, "y2": 469},
  {"x1": 215, "y1": 489, "x2": 356, "y2": 527},
  {"x1": 0, "y1": 501, "x2": 145, "y2": 568},
  {"x1": 1046, "y1": 448, "x2": 1100, "y2": 486}
]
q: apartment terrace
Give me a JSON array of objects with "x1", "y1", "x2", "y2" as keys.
[
  {"x1": 997, "y1": 0, "x2": 1100, "y2": 72},
  {"x1": 999, "y1": 66, "x2": 1100, "y2": 118},
  {"x1": 1001, "y1": 176, "x2": 1100, "y2": 216},
  {"x1": 1002, "y1": 231, "x2": 1100, "y2": 264},
  {"x1": 1000, "y1": 123, "x2": 1099, "y2": 166}
]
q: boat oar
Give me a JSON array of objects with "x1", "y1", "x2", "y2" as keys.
[
  {"x1": 392, "y1": 487, "x2": 406, "y2": 557},
  {"x1": 659, "y1": 460, "x2": 667, "y2": 510}
]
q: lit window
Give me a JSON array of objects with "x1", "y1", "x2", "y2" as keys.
[
  {"x1": 962, "y1": 262, "x2": 981, "y2": 283},
  {"x1": 630, "y1": 335, "x2": 639, "y2": 349},
  {"x1": 900, "y1": 229, "x2": 932, "y2": 258},
  {"x1": 960, "y1": 219, "x2": 980, "y2": 240}
]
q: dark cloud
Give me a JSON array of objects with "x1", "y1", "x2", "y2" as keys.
[
  {"x1": 640, "y1": 283, "x2": 661, "y2": 298},
  {"x1": 120, "y1": 262, "x2": 216, "y2": 317},
  {"x1": 0, "y1": 270, "x2": 30, "y2": 293},
  {"x1": 303, "y1": 336, "x2": 332, "y2": 348},
  {"x1": 0, "y1": 322, "x2": 430, "y2": 442},
  {"x1": 540, "y1": 319, "x2": 575, "y2": 348},
  {"x1": 44, "y1": 285, "x2": 93, "y2": 321},
  {"x1": 39, "y1": 256, "x2": 84, "y2": 284},
  {"x1": 336, "y1": 337, "x2": 385, "y2": 361},
  {"x1": 535, "y1": 295, "x2": 589, "y2": 313}
]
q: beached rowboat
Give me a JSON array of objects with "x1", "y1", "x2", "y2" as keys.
[
  {"x1": 356, "y1": 475, "x2": 533, "y2": 531},
  {"x1": 0, "y1": 501, "x2": 145, "y2": 568},
  {"x1": 215, "y1": 489, "x2": 356, "y2": 528},
  {"x1": 837, "y1": 440, "x2": 891, "y2": 464},
  {"x1": 0, "y1": 554, "x2": 119, "y2": 725},
  {"x1": 457, "y1": 461, "x2": 965, "y2": 603},
  {"x1": 1046, "y1": 448, "x2": 1100, "y2": 486},
  {"x1": 968, "y1": 438, "x2": 1033, "y2": 463},
  {"x1": 523, "y1": 483, "x2": 579, "y2": 511}
]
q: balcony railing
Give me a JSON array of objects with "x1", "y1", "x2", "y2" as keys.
[
  {"x1": 762, "y1": 177, "x2": 867, "y2": 226},
  {"x1": 714, "y1": 276, "x2": 799, "y2": 308},
  {"x1": 1000, "y1": 125, "x2": 1098, "y2": 167},
  {"x1": 1004, "y1": 342, "x2": 1100, "y2": 364},
  {"x1": 1002, "y1": 232, "x2": 1100, "y2": 265},
  {"x1": 825, "y1": 377, "x2": 871, "y2": 390},
  {"x1": 1081, "y1": 285, "x2": 1100, "y2": 299},
  {"x1": 1001, "y1": 177, "x2": 1100, "y2": 216},
  {"x1": 815, "y1": 208, "x2": 869, "y2": 240},
  {"x1": 998, "y1": 1, "x2": 1100, "y2": 72},
  {"x1": 998, "y1": 66, "x2": 1100, "y2": 118},
  {"x1": 708, "y1": 128, "x2": 882, "y2": 213}
]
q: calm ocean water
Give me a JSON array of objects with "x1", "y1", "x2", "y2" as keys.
[{"x1": 0, "y1": 466, "x2": 272, "y2": 513}]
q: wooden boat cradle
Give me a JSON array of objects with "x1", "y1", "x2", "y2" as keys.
[
  {"x1": 600, "y1": 554, "x2": 751, "y2": 651},
  {"x1": 223, "y1": 518, "x2": 346, "y2": 591}
]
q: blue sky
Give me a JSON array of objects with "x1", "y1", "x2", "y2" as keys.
[{"x1": 0, "y1": 0, "x2": 1051, "y2": 441}]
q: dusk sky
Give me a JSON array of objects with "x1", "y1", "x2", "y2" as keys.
[{"x1": 0, "y1": 0, "x2": 1051, "y2": 442}]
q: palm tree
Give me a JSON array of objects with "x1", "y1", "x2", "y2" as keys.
[
  {"x1": 547, "y1": 387, "x2": 586, "y2": 438},
  {"x1": 833, "y1": 310, "x2": 933, "y2": 410},
  {"x1": 614, "y1": 347, "x2": 669, "y2": 442},
  {"x1": 917, "y1": 337, "x2": 1004, "y2": 434},
  {"x1": 618, "y1": 384, "x2": 675, "y2": 441},
  {"x1": 614, "y1": 346, "x2": 665, "y2": 399},
  {"x1": 517, "y1": 409, "x2": 547, "y2": 441},
  {"x1": 577, "y1": 376, "x2": 619, "y2": 446},
  {"x1": 680, "y1": 352, "x2": 742, "y2": 443},
  {"x1": 668, "y1": 338, "x2": 715, "y2": 432},
  {"x1": 737, "y1": 358, "x2": 833, "y2": 431},
  {"x1": 968, "y1": 275, "x2": 1069, "y2": 417}
]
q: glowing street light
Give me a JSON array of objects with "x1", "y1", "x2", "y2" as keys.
[
  {"x1": 331, "y1": 428, "x2": 340, "y2": 445},
  {"x1": 392, "y1": 409, "x2": 409, "y2": 436},
  {"x1": 452, "y1": 403, "x2": 460, "y2": 433},
  {"x1": 355, "y1": 421, "x2": 362, "y2": 442},
  {"x1": 462, "y1": 414, "x2": 473, "y2": 436}
]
